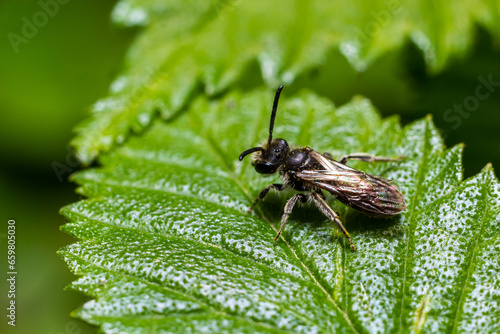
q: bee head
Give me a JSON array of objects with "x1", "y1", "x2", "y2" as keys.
[
  {"x1": 239, "y1": 139, "x2": 289, "y2": 174},
  {"x1": 239, "y1": 86, "x2": 288, "y2": 174}
]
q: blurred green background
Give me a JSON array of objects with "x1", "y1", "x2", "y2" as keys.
[
  {"x1": 0, "y1": 1, "x2": 135, "y2": 333},
  {"x1": 0, "y1": 0, "x2": 499, "y2": 333}
]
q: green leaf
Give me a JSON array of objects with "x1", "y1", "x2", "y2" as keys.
[
  {"x1": 60, "y1": 89, "x2": 500, "y2": 333},
  {"x1": 71, "y1": 0, "x2": 500, "y2": 164}
]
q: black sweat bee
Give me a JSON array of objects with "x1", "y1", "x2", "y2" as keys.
[{"x1": 239, "y1": 86, "x2": 406, "y2": 251}]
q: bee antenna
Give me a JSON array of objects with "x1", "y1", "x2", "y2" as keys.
[
  {"x1": 239, "y1": 147, "x2": 264, "y2": 161},
  {"x1": 267, "y1": 85, "x2": 283, "y2": 147}
]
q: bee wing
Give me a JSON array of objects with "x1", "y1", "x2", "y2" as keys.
[{"x1": 297, "y1": 151, "x2": 406, "y2": 216}]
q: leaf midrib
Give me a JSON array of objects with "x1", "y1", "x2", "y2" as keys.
[
  {"x1": 199, "y1": 110, "x2": 360, "y2": 333},
  {"x1": 398, "y1": 123, "x2": 430, "y2": 333},
  {"x1": 450, "y1": 172, "x2": 490, "y2": 334}
]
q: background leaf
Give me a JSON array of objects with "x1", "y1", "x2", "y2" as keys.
[
  {"x1": 61, "y1": 89, "x2": 500, "y2": 333},
  {"x1": 70, "y1": 0, "x2": 500, "y2": 164}
]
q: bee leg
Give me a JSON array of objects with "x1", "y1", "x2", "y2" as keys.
[
  {"x1": 340, "y1": 153, "x2": 405, "y2": 165},
  {"x1": 322, "y1": 152, "x2": 334, "y2": 159},
  {"x1": 248, "y1": 184, "x2": 284, "y2": 213},
  {"x1": 315, "y1": 189, "x2": 327, "y2": 200},
  {"x1": 310, "y1": 192, "x2": 356, "y2": 251},
  {"x1": 274, "y1": 194, "x2": 307, "y2": 241}
]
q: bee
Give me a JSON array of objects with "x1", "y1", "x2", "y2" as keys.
[{"x1": 239, "y1": 86, "x2": 406, "y2": 251}]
